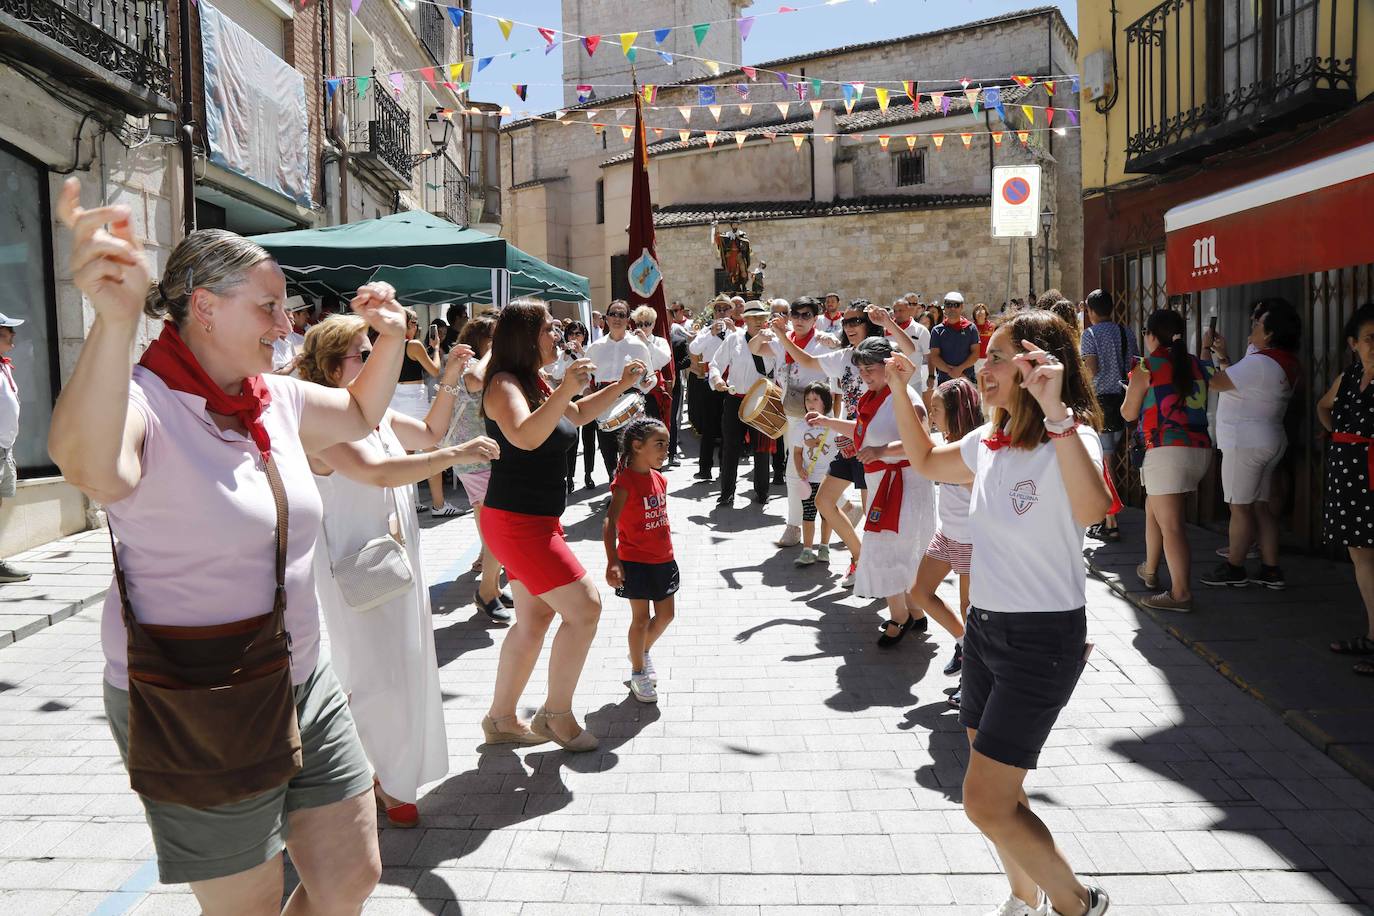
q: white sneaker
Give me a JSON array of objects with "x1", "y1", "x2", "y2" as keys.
[
  {"x1": 795, "y1": 548, "x2": 817, "y2": 566},
  {"x1": 840, "y1": 562, "x2": 857, "y2": 588},
  {"x1": 816, "y1": 545, "x2": 830, "y2": 564},
  {"x1": 775, "y1": 525, "x2": 801, "y2": 547},
  {"x1": 644, "y1": 652, "x2": 656, "y2": 684},
  {"x1": 1047, "y1": 887, "x2": 1109, "y2": 916},
  {"x1": 986, "y1": 894, "x2": 1043, "y2": 916},
  {"x1": 629, "y1": 672, "x2": 658, "y2": 703}
]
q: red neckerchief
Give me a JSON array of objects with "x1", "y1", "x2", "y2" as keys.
[
  {"x1": 0, "y1": 357, "x2": 15, "y2": 393},
  {"x1": 983, "y1": 420, "x2": 1124, "y2": 514},
  {"x1": 786, "y1": 327, "x2": 815, "y2": 365},
  {"x1": 138, "y1": 321, "x2": 273, "y2": 457},
  {"x1": 853, "y1": 386, "x2": 909, "y2": 532},
  {"x1": 982, "y1": 427, "x2": 1012, "y2": 450},
  {"x1": 943, "y1": 317, "x2": 972, "y2": 331},
  {"x1": 894, "y1": 319, "x2": 913, "y2": 331},
  {"x1": 1257, "y1": 348, "x2": 1300, "y2": 388}
]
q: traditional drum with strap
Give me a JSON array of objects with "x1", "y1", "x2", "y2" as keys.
[
  {"x1": 739, "y1": 378, "x2": 787, "y2": 440},
  {"x1": 598, "y1": 390, "x2": 646, "y2": 432},
  {"x1": 115, "y1": 457, "x2": 303, "y2": 809}
]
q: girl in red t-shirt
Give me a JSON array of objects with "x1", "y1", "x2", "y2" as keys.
[{"x1": 603, "y1": 417, "x2": 678, "y2": 703}]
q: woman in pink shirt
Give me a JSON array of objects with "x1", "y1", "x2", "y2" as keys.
[{"x1": 50, "y1": 179, "x2": 407, "y2": 911}]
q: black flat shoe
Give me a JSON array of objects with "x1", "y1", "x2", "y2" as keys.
[
  {"x1": 498, "y1": 589, "x2": 515, "y2": 609},
  {"x1": 909, "y1": 616, "x2": 929, "y2": 634},
  {"x1": 566, "y1": 478, "x2": 575, "y2": 493},
  {"x1": 877, "y1": 618, "x2": 913, "y2": 648},
  {"x1": 694, "y1": 470, "x2": 713, "y2": 480},
  {"x1": 583, "y1": 475, "x2": 596, "y2": 489},
  {"x1": 476, "y1": 593, "x2": 511, "y2": 623}
]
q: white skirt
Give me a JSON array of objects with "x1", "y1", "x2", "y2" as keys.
[
  {"x1": 389, "y1": 383, "x2": 430, "y2": 422},
  {"x1": 854, "y1": 465, "x2": 936, "y2": 599}
]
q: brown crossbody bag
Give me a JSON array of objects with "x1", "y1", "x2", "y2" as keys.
[{"x1": 112, "y1": 456, "x2": 303, "y2": 808}]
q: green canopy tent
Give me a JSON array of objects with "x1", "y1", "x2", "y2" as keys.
[{"x1": 248, "y1": 211, "x2": 589, "y2": 306}]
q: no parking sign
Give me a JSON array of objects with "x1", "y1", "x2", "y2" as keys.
[{"x1": 992, "y1": 165, "x2": 1041, "y2": 238}]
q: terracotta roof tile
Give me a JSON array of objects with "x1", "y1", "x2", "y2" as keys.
[{"x1": 651, "y1": 194, "x2": 990, "y2": 228}]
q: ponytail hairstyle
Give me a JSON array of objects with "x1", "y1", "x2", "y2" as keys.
[
  {"x1": 144, "y1": 229, "x2": 275, "y2": 324},
  {"x1": 933, "y1": 376, "x2": 984, "y2": 442},
  {"x1": 617, "y1": 416, "x2": 669, "y2": 473},
  {"x1": 483, "y1": 299, "x2": 551, "y2": 413},
  {"x1": 989, "y1": 310, "x2": 1102, "y2": 448},
  {"x1": 1145, "y1": 308, "x2": 1194, "y2": 388}
]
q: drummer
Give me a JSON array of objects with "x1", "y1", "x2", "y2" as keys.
[
  {"x1": 709, "y1": 301, "x2": 777, "y2": 508},
  {"x1": 584, "y1": 301, "x2": 671, "y2": 484}
]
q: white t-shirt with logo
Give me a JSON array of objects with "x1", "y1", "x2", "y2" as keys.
[
  {"x1": 959, "y1": 422, "x2": 1103, "y2": 613},
  {"x1": 790, "y1": 418, "x2": 839, "y2": 483}
]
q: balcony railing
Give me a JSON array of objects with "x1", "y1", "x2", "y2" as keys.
[
  {"x1": 1124, "y1": 0, "x2": 1358, "y2": 173},
  {"x1": 415, "y1": 0, "x2": 444, "y2": 65},
  {"x1": 424, "y1": 154, "x2": 468, "y2": 224},
  {"x1": 0, "y1": 0, "x2": 172, "y2": 112},
  {"x1": 349, "y1": 74, "x2": 413, "y2": 191}
]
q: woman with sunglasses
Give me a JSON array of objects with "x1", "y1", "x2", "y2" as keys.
[
  {"x1": 770, "y1": 302, "x2": 918, "y2": 588},
  {"x1": 886, "y1": 311, "x2": 1112, "y2": 916}
]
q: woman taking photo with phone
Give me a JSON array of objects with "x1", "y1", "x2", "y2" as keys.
[
  {"x1": 887, "y1": 310, "x2": 1113, "y2": 916},
  {"x1": 479, "y1": 300, "x2": 646, "y2": 751}
]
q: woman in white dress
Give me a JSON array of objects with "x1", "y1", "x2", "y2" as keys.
[
  {"x1": 298, "y1": 315, "x2": 498, "y2": 827},
  {"x1": 805, "y1": 336, "x2": 936, "y2": 646}
]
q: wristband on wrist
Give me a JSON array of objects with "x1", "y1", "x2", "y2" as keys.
[{"x1": 1043, "y1": 411, "x2": 1077, "y2": 435}]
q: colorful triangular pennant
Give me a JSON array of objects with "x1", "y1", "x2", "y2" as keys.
[
  {"x1": 809, "y1": 100, "x2": 823, "y2": 118},
  {"x1": 693, "y1": 22, "x2": 710, "y2": 45},
  {"x1": 446, "y1": 6, "x2": 463, "y2": 28},
  {"x1": 620, "y1": 32, "x2": 637, "y2": 57},
  {"x1": 419, "y1": 66, "x2": 436, "y2": 89},
  {"x1": 739, "y1": 16, "x2": 755, "y2": 41},
  {"x1": 512, "y1": 84, "x2": 527, "y2": 101},
  {"x1": 582, "y1": 35, "x2": 600, "y2": 56},
  {"x1": 875, "y1": 87, "x2": 890, "y2": 111},
  {"x1": 932, "y1": 134, "x2": 945, "y2": 149},
  {"x1": 497, "y1": 18, "x2": 513, "y2": 40},
  {"x1": 654, "y1": 28, "x2": 670, "y2": 44},
  {"x1": 705, "y1": 130, "x2": 719, "y2": 147}
]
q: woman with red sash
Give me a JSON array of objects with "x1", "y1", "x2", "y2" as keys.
[
  {"x1": 1318, "y1": 302, "x2": 1374, "y2": 677},
  {"x1": 804, "y1": 337, "x2": 935, "y2": 647}
]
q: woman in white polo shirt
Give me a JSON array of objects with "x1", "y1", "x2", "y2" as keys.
[{"x1": 888, "y1": 310, "x2": 1113, "y2": 916}]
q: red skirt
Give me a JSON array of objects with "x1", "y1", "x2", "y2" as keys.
[{"x1": 479, "y1": 506, "x2": 586, "y2": 596}]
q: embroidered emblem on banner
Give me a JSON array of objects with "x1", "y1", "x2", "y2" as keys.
[
  {"x1": 628, "y1": 249, "x2": 663, "y2": 298},
  {"x1": 1009, "y1": 479, "x2": 1038, "y2": 515}
]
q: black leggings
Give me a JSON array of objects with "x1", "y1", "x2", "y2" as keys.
[
  {"x1": 801, "y1": 481, "x2": 821, "y2": 522},
  {"x1": 567, "y1": 395, "x2": 597, "y2": 482}
]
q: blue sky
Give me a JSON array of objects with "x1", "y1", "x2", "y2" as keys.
[{"x1": 468, "y1": 1, "x2": 1078, "y2": 118}]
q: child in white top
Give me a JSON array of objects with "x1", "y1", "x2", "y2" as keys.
[
  {"x1": 791, "y1": 383, "x2": 840, "y2": 567},
  {"x1": 907, "y1": 377, "x2": 983, "y2": 703}
]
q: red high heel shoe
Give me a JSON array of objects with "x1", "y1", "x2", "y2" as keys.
[{"x1": 373, "y1": 779, "x2": 419, "y2": 828}]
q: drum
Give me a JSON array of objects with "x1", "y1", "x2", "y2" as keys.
[
  {"x1": 597, "y1": 391, "x2": 645, "y2": 432},
  {"x1": 739, "y1": 379, "x2": 787, "y2": 440}
]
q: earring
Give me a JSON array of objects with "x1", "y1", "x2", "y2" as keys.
[{"x1": 203, "y1": 323, "x2": 213, "y2": 333}]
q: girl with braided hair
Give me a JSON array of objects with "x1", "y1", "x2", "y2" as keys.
[{"x1": 603, "y1": 417, "x2": 678, "y2": 704}]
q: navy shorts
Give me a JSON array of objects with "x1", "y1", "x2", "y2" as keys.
[
  {"x1": 615, "y1": 559, "x2": 680, "y2": 602},
  {"x1": 959, "y1": 607, "x2": 1088, "y2": 769},
  {"x1": 826, "y1": 454, "x2": 869, "y2": 489}
]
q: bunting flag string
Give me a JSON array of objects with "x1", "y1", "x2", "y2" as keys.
[{"x1": 345, "y1": 0, "x2": 1080, "y2": 110}]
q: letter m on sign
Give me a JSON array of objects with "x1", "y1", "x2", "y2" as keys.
[{"x1": 1192, "y1": 236, "x2": 1218, "y2": 270}]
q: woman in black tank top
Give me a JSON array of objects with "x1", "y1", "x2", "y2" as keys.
[{"x1": 478, "y1": 301, "x2": 646, "y2": 752}]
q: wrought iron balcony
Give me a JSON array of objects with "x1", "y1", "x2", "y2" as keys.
[
  {"x1": 349, "y1": 76, "x2": 413, "y2": 192},
  {"x1": 0, "y1": 0, "x2": 173, "y2": 114},
  {"x1": 424, "y1": 154, "x2": 468, "y2": 225},
  {"x1": 1124, "y1": 0, "x2": 1358, "y2": 174},
  {"x1": 415, "y1": 0, "x2": 444, "y2": 65}
]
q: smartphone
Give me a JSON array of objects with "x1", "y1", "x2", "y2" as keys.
[{"x1": 1209, "y1": 316, "x2": 1218, "y2": 333}]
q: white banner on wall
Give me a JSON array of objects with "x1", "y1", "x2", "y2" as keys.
[{"x1": 201, "y1": 1, "x2": 312, "y2": 207}]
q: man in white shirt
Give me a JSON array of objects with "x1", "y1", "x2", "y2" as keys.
[
  {"x1": 885, "y1": 297, "x2": 931, "y2": 391},
  {"x1": 0, "y1": 312, "x2": 30, "y2": 583},
  {"x1": 817, "y1": 292, "x2": 845, "y2": 335},
  {"x1": 688, "y1": 296, "x2": 735, "y2": 479},
  {"x1": 271, "y1": 296, "x2": 311, "y2": 372},
  {"x1": 710, "y1": 301, "x2": 776, "y2": 507},
  {"x1": 584, "y1": 300, "x2": 670, "y2": 479},
  {"x1": 667, "y1": 302, "x2": 693, "y2": 462}
]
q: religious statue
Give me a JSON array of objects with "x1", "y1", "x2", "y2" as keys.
[
  {"x1": 750, "y1": 260, "x2": 766, "y2": 299},
  {"x1": 711, "y1": 221, "x2": 752, "y2": 294}
]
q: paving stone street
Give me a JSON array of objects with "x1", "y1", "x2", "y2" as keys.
[{"x1": 1, "y1": 457, "x2": 1373, "y2": 915}]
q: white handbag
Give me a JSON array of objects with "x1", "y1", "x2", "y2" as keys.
[{"x1": 323, "y1": 463, "x2": 415, "y2": 613}]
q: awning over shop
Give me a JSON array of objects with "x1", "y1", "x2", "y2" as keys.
[
  {"x1": 1164, "y1": 140, "x2": 1374, "y2": 295},
  {"x1": 248, "y1": 211, "x2": 590, "y2": 306}
]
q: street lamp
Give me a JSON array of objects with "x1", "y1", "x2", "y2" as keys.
[
  {"x1": 410, "y1": 108, "x2": 454, "y2": 168},
  {"x1": 1039, "y1": 205, "x2": 1055, "y2": 294}
]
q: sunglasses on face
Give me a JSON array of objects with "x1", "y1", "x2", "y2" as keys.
[
  {"x1": 790, "y1": 310, "x2": 815, "y2": 319},
  {"x1": 635, "y1": 321, "x2": 654, "y2": 329},
  {"x1": 841, "y1": 317, "x2": 867, "y2": 327},
  {"x1": 607, "y1": 311, "x2": 628, "y2": 319},
  {"x1": 344, "y1": 350, "x2": 370, "y2": 363}
]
